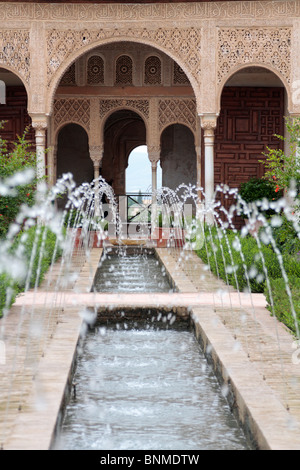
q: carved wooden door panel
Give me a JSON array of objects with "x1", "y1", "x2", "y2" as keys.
[{"x1": 214, "y1": 86, "x2": 284, "y2": 227}]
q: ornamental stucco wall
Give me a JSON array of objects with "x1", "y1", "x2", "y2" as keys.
[{"x1": 0, "y1": 1, "x2": 300, "y2": 119}]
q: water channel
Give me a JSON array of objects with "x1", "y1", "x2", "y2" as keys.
[
  {"x1": 92, "y1": 247, "x2": 172, "y2": 293},
  {"x1": 54, "y1": 248, "x2": 251, "y2": 450}
]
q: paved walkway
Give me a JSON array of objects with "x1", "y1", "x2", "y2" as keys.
[{"x1": 1, "y1": 244, "x2": 300, "y2": 449}]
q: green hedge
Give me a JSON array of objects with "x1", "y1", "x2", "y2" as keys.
[
  {"x1": 196, "y1": 226, "x2": 281, "y2": 293},
  {"x1": 0, "y1": 273, "x2": 18, "y2": 317},
  {"x1": 238, "y1": 177, "x2": 281, "y2": 218},
  {"x1": 264, "y1": 276, "x2": 300, "y2": 335},
  {"x1": 15, "y1": 225, "x2": 63, "y2": 289},
  {"x1": 0, "y1": 225, "x2": 64, "y2": 317},
  {"x1": 271, "y1": 216, "x2": 300, "y2": 256},
  {"x1": 196, "y1": 222, "x2": 300, "y2": 334}
]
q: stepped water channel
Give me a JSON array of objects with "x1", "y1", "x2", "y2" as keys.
[{"x1": 54, "y1": 247, "x2": 251, "y2": 450}]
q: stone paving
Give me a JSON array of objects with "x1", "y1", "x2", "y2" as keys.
[{"x1": 1, "y1": 244, "x2": 300, "y2": 449}]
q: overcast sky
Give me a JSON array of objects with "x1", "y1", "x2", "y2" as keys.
[{"x1": 126, "y1": 145, "x2": 162, "y2": 194}]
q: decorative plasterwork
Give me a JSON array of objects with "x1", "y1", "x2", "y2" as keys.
[
  {"x1": 54, "y1": 98, "x2": 90, "y2": 132},
  {"x1": 0, "y1": 30, "x2": 30, "y2": 84},
  {"x1": 217, "y1": 27, "x2": 292, "y2": 84},
  {"x1": 87, "y1": 55, "x2": 104, "y2": 85},
  {"x1": 46, "y1": 27, "x2": 201, "y2": 89},
  {"x1": 60, "y1": 63, "x2": 76, "y2": 86},
  {"x1": 158, "y1": 99, "x2": 197, "y2": 133},
  {"x1": 99, "y1": 99, "x2": 149, "y2": 120},
  {"x1": 0, "y1": 2, "x2": 299, "y2": 21},
  {"x1": 145, "y1": 56, "x2": 161, "y2": 85},
  {"x1": 115, "y1": 55, "x2": 133, "y2": 85}
]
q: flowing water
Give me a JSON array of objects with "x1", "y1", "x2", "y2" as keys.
[
  {"x1": 92, "y1": 248, "x2": 172, "y2": 293},
  {"x1": 54, "y1": 249, "x2": 251, "y2": 450},
  {"x1": 55, "y1": 326, "x2": 250, "y2": 450}
]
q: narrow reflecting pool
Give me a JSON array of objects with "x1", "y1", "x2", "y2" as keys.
[
  {"x1": 55, "y1": 325, "x2": 251, "y2": 450},
  {"x1": 92, "y1": 248, "x2": 172, "y2": 293}
]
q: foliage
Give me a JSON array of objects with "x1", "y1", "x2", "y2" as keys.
[
  {"x1": 0, "y1": 124, "x2": 39, "y2": 237},
  {"x1": 259, "y1": 116, "x2": 300, "y2": 192},
  {"x1": 239, "y1": 177, "x2": 281, "y2": 203},
  {"x1": 196, "y1": 225, "x2": 281, "y2": 293},
  {"x1": 270, "y1": 215, "x2": 300, "y2": 255},
  {"x1": 15, "y1": 225, "x2": 64, "y2": 289},
  {"x1": 196, "y1": 219, "x2": 300, "y2": 334},
  {"x1": 0, "y1": 273, "x2": 18, "y2": 318},
  {"x1": 64, "y1": 209, "x2": 83, "y2": 228},
  {"x1": 238, "y1": 177, "x2": 281, "y2": 217},
  {"x1": 0, "y1": 225, "x2": 64, "y2": 317},
  {"x1": 264, "y1": 276, "x2": 300, "y2": 335}
]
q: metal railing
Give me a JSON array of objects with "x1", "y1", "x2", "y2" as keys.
[{"x1": 123, "y1": 193, "x2": 152, "y2": 224}]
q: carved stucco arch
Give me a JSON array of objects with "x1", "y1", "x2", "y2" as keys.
[
  {"x1": 53, "y1": 97, "x2": 91, "y2": 139},
  {"x1": 0, "y1": 28, "x2": 31, "y2": 89},
  {"x1": 216, "y1": 62, "x2": 292, "y2": 115},
  {"x1": 54, "y1": 120, "x2": 90, "y2": 144},
  {"x1": 46, "y1": 32, "x2": 201, "y2": 115},
  {"x1": 159, "y1": 120, "x2": 196, "y2": 142},
  {"x1": 158, "y1": 98, "x2": 197, "y2": 145},
  {"x1": 0, "y1": 63, "x2": 30, "y2": 99},
  {"x1": 99, "y1": 103, "x2": 149, "y2": 146}
]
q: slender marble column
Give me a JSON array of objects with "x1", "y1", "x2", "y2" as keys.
[
  {"x1": 200, "y1": 115, "x2": 218, "y2": 224},
  {"x1": 148, "y1": 147, "x2": 160, "y2": 233},
  {"x1": 90, "y1": 145, "x2": 104, "y2": 216},
  {"x1": 31, "y1": 115, "x2": 48, "y2": 189}
]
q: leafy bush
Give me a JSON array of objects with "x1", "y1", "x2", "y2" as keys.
[
  {"x1": 0, "y1": 225, "x2": 64, "y2": 317},
  {"x1": 260, "y1": 116, "x2": 300, "y2": 192},
  {"x1": 0, "y1": 125, "x2": 38, "y2": 237},
  {"x1": 270, "y1": 216, "x2": 300, "y2": 255},
  {"x1": 15, "y1": 225, "x2": 64, "y2": 289},
  {"x1": 196, "y1": 222, "x2": 300, "y2": 334},
  {"x1": 238, "y1": 177, "x2": 281, "y2": 218},
  {"x1": 196, "y1": 225, "x2": 281, "y2": 293},
  {"x1": 0, "y1": 273, "x2": 18, "y2": 317}
]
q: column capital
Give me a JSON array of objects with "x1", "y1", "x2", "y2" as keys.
[
  {"x1": 199, "y1": 113, "x2": 218, "y2": 133},
  {"x1": 30, "y1": 113, "x2": 49, "y2": 131},
  {"x1": 89, "y1": 144, "x2": 104, "y2": 166},
  {"x1": 148, "y1": 145, "x2": 160, "y2": 168}
]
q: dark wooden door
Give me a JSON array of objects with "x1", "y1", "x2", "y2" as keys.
[{"x1": 213, "y1": 86, "x2": 284, "y2": 227}]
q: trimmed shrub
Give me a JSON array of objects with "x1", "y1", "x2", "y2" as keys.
[
  {"x1": 196, "y1": 225, "x2": 281, "y2": 293},
  {"x1": 0, "y1": 273, "x2": 18, "y2": 317},
  {"x1": 0, "y1": 225, "x2": 64, "y2": 317},
  {"x1": 271, "y1": 216, "x2": 300, "y2": 256},
  {"x1": 238, "y1": 177, "x2": 281, "y2": 218},
  {"x1": 264, "y1": 276, "x2": 300, "y2": 335},
  {"x1": 15, "y1": 225, "x2": 63, "y2": 289},
  {"x1": 197, "y1": 222, "x2": 300, "y2": 333}
]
